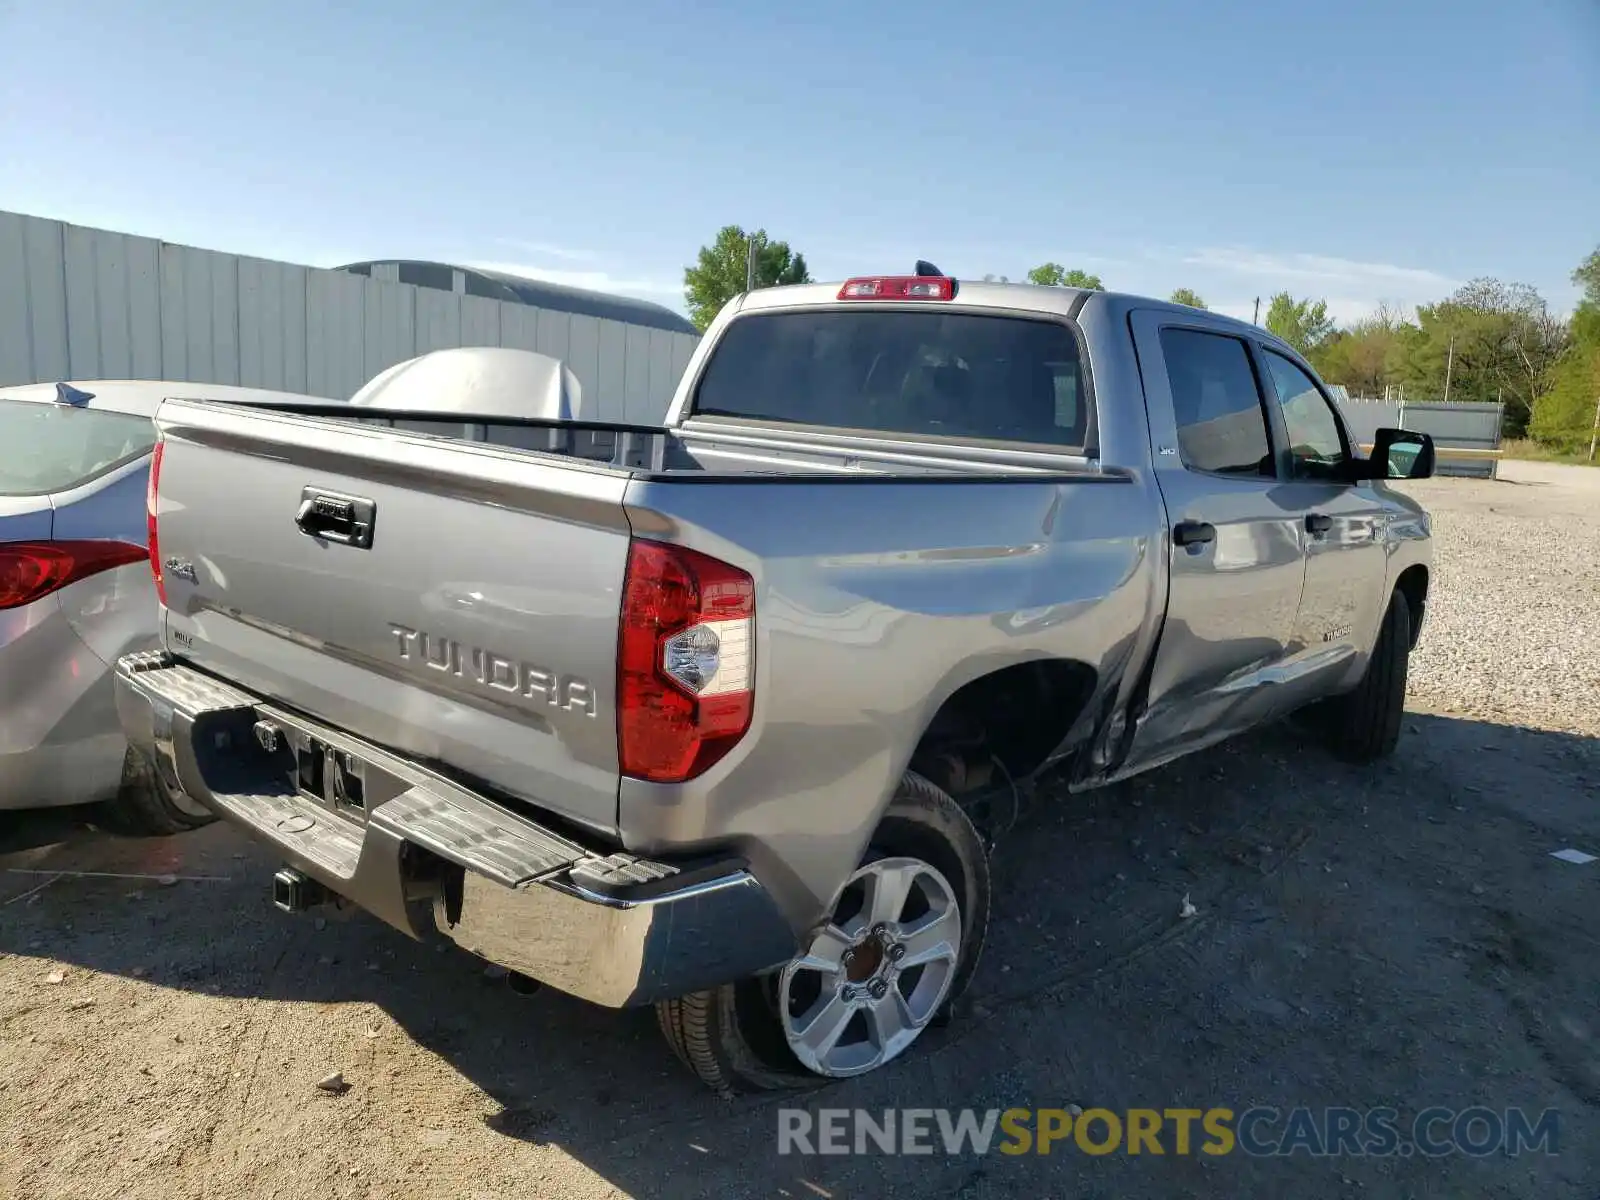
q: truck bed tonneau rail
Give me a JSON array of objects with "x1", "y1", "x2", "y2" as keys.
[{"x1": 209, "y1": 400, "x2": 1134, "y2": 481}]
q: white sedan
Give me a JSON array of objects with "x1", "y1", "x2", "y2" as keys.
[{"x1": 0, "y1": 379, "x2": 327, "y2": 831}]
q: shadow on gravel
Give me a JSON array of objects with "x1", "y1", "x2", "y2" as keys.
[
  {"x1": 3, "y1": 711, "x2": 1597, "y2": 1198},
  {"x1": 0, "y1": 804, "x2": 103, "y2": 857}
]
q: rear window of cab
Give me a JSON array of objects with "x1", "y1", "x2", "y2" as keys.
[{"x1": 692, "y1": 310, "x2": 1089, "y2": 451}]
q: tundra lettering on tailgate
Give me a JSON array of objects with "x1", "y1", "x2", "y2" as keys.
[{"x1": 387, "y1": 623, "x2": 597, "y2": 716}]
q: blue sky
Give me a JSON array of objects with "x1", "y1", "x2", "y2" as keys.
[{"x1": 2, "y1": 0, "x2": 1596, "y2": 324}]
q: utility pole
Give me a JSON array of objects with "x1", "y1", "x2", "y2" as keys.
[
  {"x1": 1588, "y1": 394, "x2": 1600, "y2": 463},
  {"x1": 745, "y1": 233, "x2": 760, "y2": 293},
  {"x1": 1442, "y1": 335, "x2": 1455, "y2": 403},
  {"x1": 1252, "y1": 297, "x2": 1260, "y2": 325}
]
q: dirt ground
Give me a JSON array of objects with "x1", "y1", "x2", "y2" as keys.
[{"x1": 2, "y1": 474, "x2": 1596, "y2": 1200}]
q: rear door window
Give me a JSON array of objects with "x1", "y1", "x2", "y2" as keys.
[
  {"x1": 692, "y1": 310, "x2": 1089, "y2": 450},
  {"x1": 1157, "y1": 328, "x2": 1275, "y2": 477},
  {"x1": 0, "y1": 400, "x2": 156, "y2": 495}
]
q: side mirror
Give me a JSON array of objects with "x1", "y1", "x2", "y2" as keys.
[{"x1": 1366, "y1": 427, "x2": 1435, "y2": 480}]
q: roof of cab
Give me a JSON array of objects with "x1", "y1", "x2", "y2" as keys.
[{"x1": 730, "y1": 278, "x2": 1267, "y2": 336}]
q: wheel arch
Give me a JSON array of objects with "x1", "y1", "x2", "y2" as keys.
[
  {"x1": 1393, "y1": 563, "x2": 1429, "y2": 650},
  {"x1": 908, "y1": 656, "x2": 1101, "y2": 796}
]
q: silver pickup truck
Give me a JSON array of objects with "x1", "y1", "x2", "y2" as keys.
[{"x1": 116, "y1": 272, "x2": 1434, "y2": 1092}]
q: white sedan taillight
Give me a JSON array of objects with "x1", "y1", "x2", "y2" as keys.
[{"x1": 0, "y1": 540, "x2": 148, "y2": 610}]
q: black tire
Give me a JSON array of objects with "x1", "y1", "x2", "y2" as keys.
[
  {"x1": 98, "y1": 747, "x2": 216, "y2": 836},
  {"x1": 656, "y1": 770, "x2": 991, "y2": 1095},
  {"x1": 1321, "y1": 591, "x2": 1411, "y2": 763}
]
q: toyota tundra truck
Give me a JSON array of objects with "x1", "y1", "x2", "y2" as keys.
[{"x1": 115, "y1": 271, "x2": 1434, "y2": 1092}]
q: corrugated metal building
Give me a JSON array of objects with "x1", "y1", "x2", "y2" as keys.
[
  {"x1": 0, "y1": 212, "x2": 700, "y2": 423},
  {"x1": 336, "y1": 260, "x2": 696, "y2": 334}
]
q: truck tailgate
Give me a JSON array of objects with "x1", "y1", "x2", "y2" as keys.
[{"x1": 151, "y1": 398, "x2": 631, "y2": 836}]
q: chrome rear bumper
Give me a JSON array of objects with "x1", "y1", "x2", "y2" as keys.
[{"x1": 114, "y1": 652, "x2": 796, "y2": 1007}]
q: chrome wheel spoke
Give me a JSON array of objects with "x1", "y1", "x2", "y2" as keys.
[
  {"x1": 895, "y1": 906, "x2": 961, "y2": 970},
  {"x1": 792, "y1": 924, "x2": 852, "y2": 975},
  {"x1": 868, "y1": 986, "x2": 922, "y2": 1052},
  {"x1": 793, "y1": 991, "x2": 855, "y2": 1059},
  {"x1": 861, "y1": 860, "x2": 919, "y2": 928}
]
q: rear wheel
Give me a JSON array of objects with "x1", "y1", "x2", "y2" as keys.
[
  {"x1": 1318, "y1": 590, "x2": 1411, "y2": 763},
  {"x1": 656, "y1": 770, "x2": 990, "y2": 1094},
  {"x1": 99, "y1": 748, "x2": 215, "y2": 836}
]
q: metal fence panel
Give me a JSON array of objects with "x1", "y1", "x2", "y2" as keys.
[
  {"x1": 567, "y1": 314, "x2": 603, "y2": 418},
  {"x1": 1402, "y1": 401, "x2": 1502, "y2": 448},
  {"x1": 22, "y1": 216, "x2": 71, "y2": 382},
  {"x1": 460, "y1": 294, "x2": 501, "y2": 348},
  {"x1": 1401, "y1": 401, "x2": 1503, "y2": 479},
  {"x1": 596, "y1": 319, "x2": 628, "y2": 420},
  {"x1": 359, "y1": 277, "x2": 414, "y2": 384},
  {"x1": 413, "y1": 287, "x2": 461, "y2": 356},
  {"x1": 239, "y1": 256, "x2": 309, "y2": 392},
  {"x1": 1334, "y1": 398, "x2": 1399, "y2": 447},
  {"x1": 622, "y1": 325, "x2": 652, "y2": 423},
  {"x1": 0, "y1": 212, "x2": 699, "y2": 414},
  {"x1": 0, "y1": 212, "x2": 33, "y2": 382},
  {"x1": 126, "y1": 235, "x2": 163, "y2": 379},
  {"x1": 305, "y1": 270, "x2": 365, "y2": 399},
  {"x1": 646, "y1": 327, "x2": 677, "y2": 420},
  {"x1": 208, "y1": 249, "x2": 241, "y2": 386},
  {"x1": 90, "y1": 229, "x2": 134, "y2": 378},
  {"x1": 1335, "y1": 396, "x2": 1502, "y2": 478},
  {"x1": 156, "y1": 246, "x2": 189, "y2": 382},
  {"x1": 535, "y1": 308, "x2": 571, "y2": 365},
  {"x1": 159, "y1": 244, "x2": 240, "y2": 386},
  {"x1": 63, "y1": 222, "x2": 103, "y2": 379},
  {"x1": 500, "y1": 305, "x2": 539, "y2": 353}
]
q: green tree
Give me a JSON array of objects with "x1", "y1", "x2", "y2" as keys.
[
  {"x1": 683, "y1": 225, "x2": 811, "y2": 332},
  {"x1": 1530, "y1": 336, "x2": 1600, "y2": 453},
  {"x1": 1168, "y1": 287, "x2": 1207, "y2": 310},
  {"x1": 1571, "y1": 247, "x2": 1600, "y2": 305},
  {"x1": 1028, "y1": 262, "x2": 1105, "y2": 290},
  {"x1": 1309, "y1": 304, "x2": 1410, "y2": 396},
  {"x1": 1391, "y1": 278, "x2": 1566, "y2": 434},
  {"x1": 1530, "y1": 247, "x2": 1600, "y2": 453},
  {"x1": 1264, "y1": 292, "x2": 1335, "y2": 355}
]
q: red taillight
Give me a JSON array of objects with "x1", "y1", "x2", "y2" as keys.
[
  {"x1": 618, "y1": 539, "x2": 755, "y2": 783},
  {"x1": 147, "y1": 441, "x2": 165, "y2": 605},
  {"x1": 838, "y1": 276, "x2": 956, "y2": 301},
  {"x1": 0, "y1": 541, "x2": 149, "y2": 610}
]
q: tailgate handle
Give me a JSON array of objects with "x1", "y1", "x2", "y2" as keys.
[{"x1": 295, "y1": 488, "x2": 376, "y2": 549}]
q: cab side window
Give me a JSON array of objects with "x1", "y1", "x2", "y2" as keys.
[
  {"x1": 1158, "y1": 328, "x2": 1274, "y2": 477},
  {"x1": 1264, "y1": 351, "x2": 1349, "y2": 482}
]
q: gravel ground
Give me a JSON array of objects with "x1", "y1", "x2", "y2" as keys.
[
  {"x1": 1, "y1": 471, "x2": 1597, "y2": 1200},
  {"x1": 1404, "y1": 469, "x2": 1600, "y2": 734}
]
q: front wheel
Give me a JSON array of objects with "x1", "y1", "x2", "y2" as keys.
[
  {"x1": 656, "y1": 770, "x2": 990, "y2": 1094},
  {"x1": 1317, "y1": 590, "x2": 1412, "y2": 763}
]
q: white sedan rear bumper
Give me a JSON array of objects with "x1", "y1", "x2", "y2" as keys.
[{"x1": 0, "y1": 565, "x2": 156, "y2": 809}]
